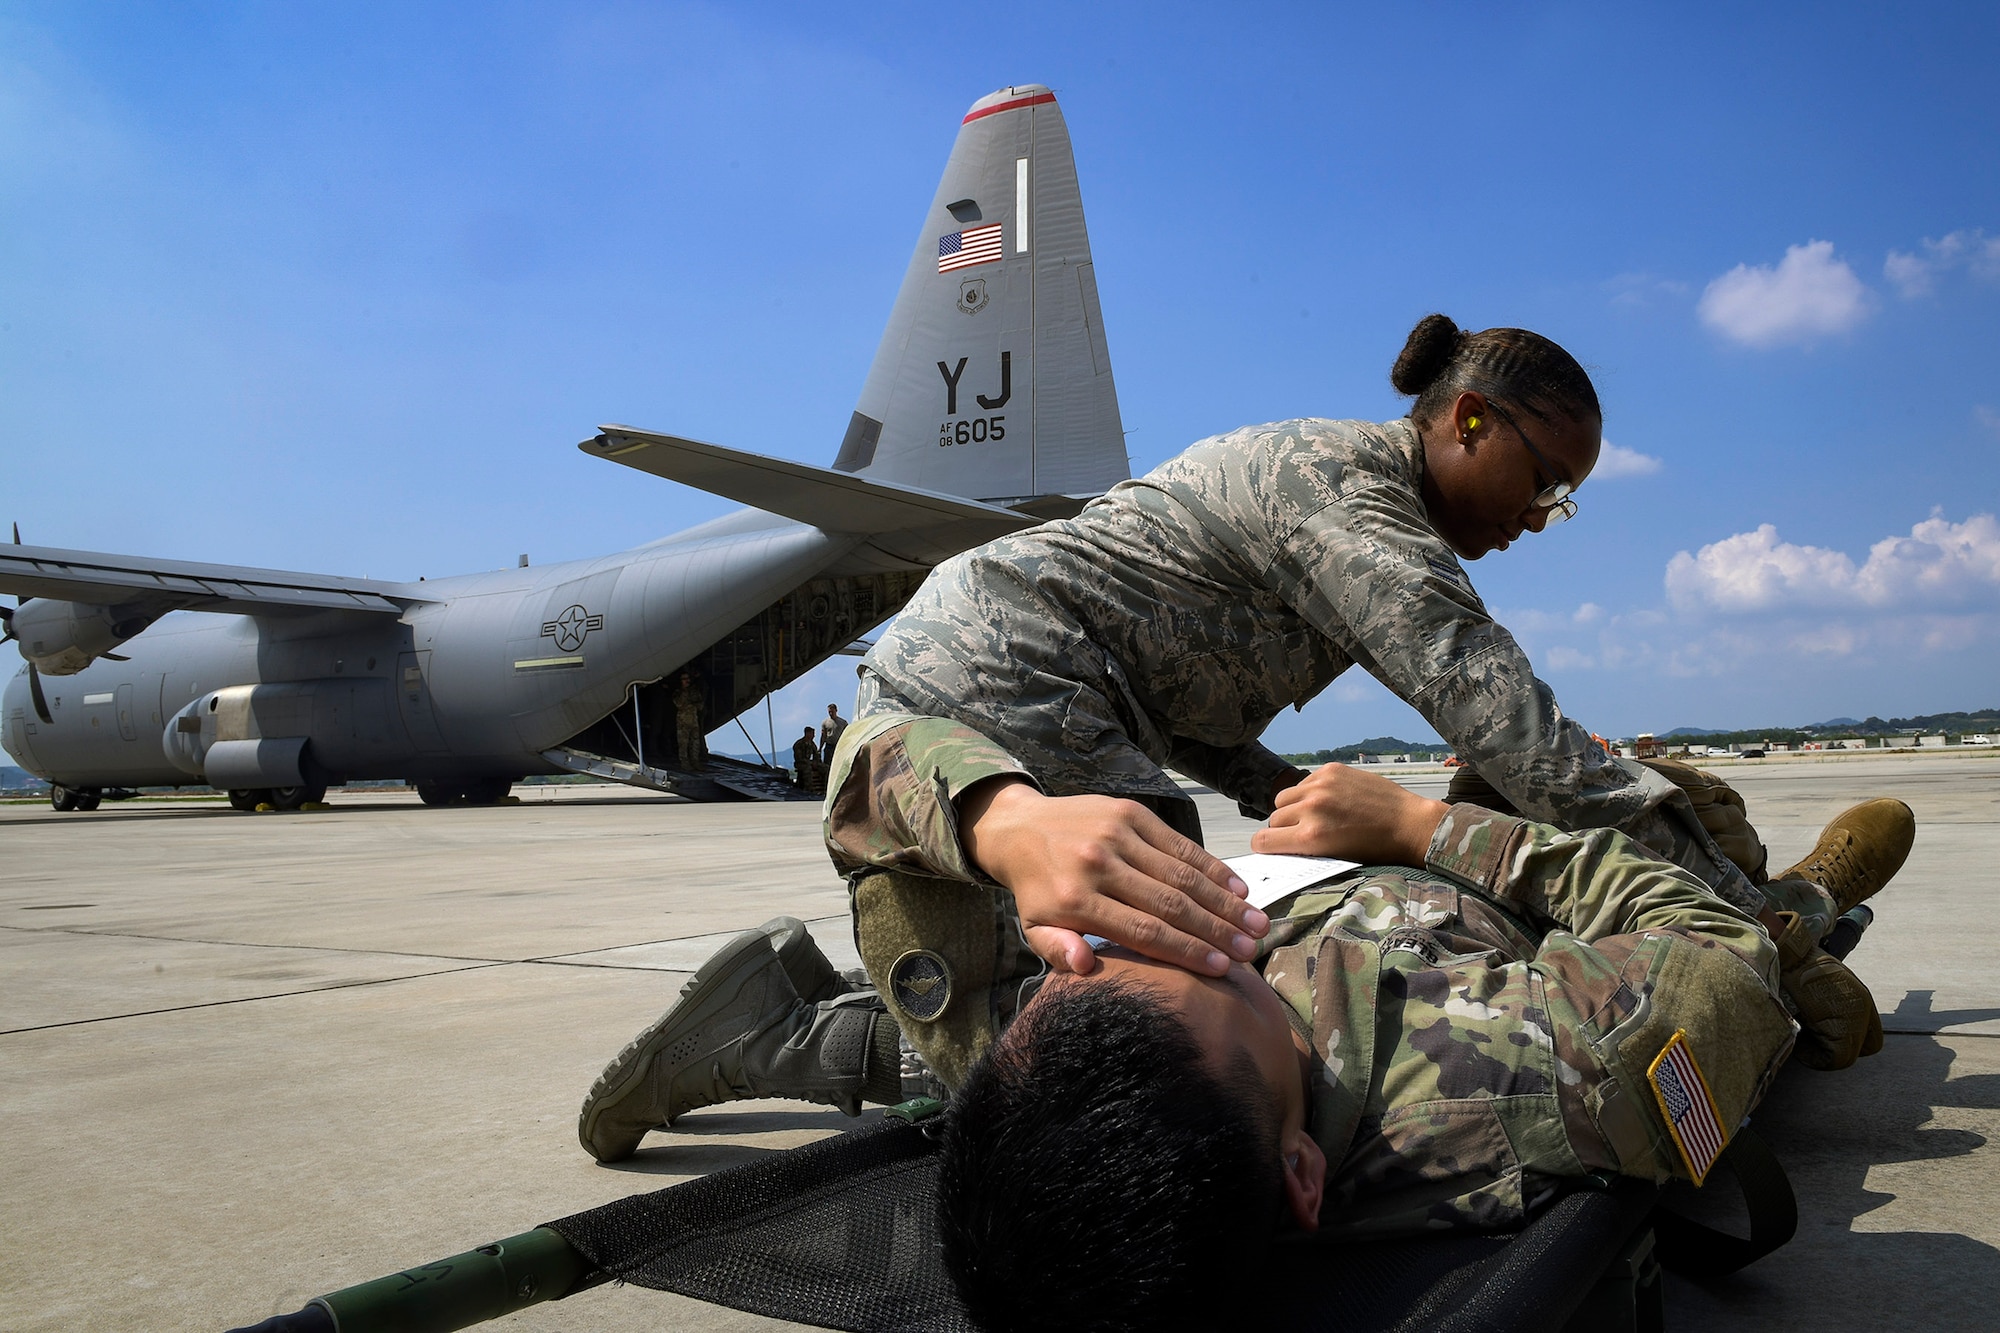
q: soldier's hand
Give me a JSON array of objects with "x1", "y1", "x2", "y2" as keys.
[
  {"x1": 1253, "y1": 763, "x2": 1449, "y2": 867},
  {"x1": 958, "y1": 778, "x2": 1267, "y2": 977}
]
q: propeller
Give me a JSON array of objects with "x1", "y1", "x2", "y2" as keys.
[
  {"x1": 26, "y1": 662, "x2": 52, "y2": 724},
  {"x1": 5, "y1": 521, "x2": 53, "y2": 724}
]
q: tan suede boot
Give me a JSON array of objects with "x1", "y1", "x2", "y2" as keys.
[{"x1": 1772, "y1": 799, "x2": 1916, "y2": 915}]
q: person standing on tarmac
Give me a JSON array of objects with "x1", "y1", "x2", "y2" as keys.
[
  {"x1": 577, "y1": 315, "x2": 1911, "y2": 1161},
  {"x1": 792, "y1": 728, "x2": 821, "y2": 792},
  {"x1": 819, "y1": 703, "x2": 849, "y2": 762},
  {"x1": 673, "y1": 672, "x2": 705, "y2": 770}
]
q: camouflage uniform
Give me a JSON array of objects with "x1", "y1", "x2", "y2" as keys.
[
  {"x1": 825, "y1": 716, "x2": 1796, "y2": 1230},
  {"x1": 858, "y1": 417, "x2": 1764, "y2": 915},
  {"x1": 674, "y1": 678, "x2": 705, "y2": 767},
  {"x1": 1265, "y1": 803, "x2": 1793, "y2": 1236}
]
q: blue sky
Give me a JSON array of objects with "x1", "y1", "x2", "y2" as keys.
[{"x1": 4, "y1": 1, "x2": 1997, "y2": 763}]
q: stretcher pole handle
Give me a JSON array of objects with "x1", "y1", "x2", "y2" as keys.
[{"x1": 226, "y1": 1226, "x2": 598, "y2": 1333}]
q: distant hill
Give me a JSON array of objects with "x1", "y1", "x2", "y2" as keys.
[
  {"x1": 1282, "y1": 736, "x2": 1450, "y2": 764},
  {"x1": 1800, "y1": 710, "x2": 2000, "y2": 735},
  {"x1": 1, "y1": 765, "x2": 47, "y2": 790},
  {"x1": 1282, "y1": 706, "x2": 1999, "y2": 763}
]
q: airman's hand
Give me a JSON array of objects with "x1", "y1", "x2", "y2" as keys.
[
  {"x1": 959, "y1": 777, "x2": 1267, "y2": 977},
  {"x1": 1252, "y1": 762, "x2": 1449, "y2": 867}
]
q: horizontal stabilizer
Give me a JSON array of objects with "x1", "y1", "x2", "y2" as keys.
[
  {"x1": 582, "y1": 427, "x2": 1040, "y2": 565},
  {"x1": 0, "y1": 543, "x2": 418, "y2": 615}
]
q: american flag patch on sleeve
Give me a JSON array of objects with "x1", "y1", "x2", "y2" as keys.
[
  {"x1": 1647, "y1": 1029, "x2": 1728, "y2": 1184},
  {"x1": 938, "y1": 222, "x2": 1004, "y2": 272}
]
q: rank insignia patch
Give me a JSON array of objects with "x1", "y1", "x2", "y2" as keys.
[
  {"x1": 1648, "y1": 1029, "x2": 1727, "y2": 1184},
  {"x1": 889, "y1": 949, "x2": 953, "y2": 1022}
]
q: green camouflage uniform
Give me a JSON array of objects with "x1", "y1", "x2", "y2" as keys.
[
  {"x1": 1265, "y1": 803, "x2": 1793, "y2": 1236},
  {"x1": 824, "y1": 717, "x2": 1796, "y2": 1231},
  {"x1": 857, "y1": 417, "x2": 1764, "y2": 915}
]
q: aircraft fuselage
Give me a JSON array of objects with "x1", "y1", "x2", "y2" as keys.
[{"x1": 3, "y1": 509, "x2": 895, "y2": 790}]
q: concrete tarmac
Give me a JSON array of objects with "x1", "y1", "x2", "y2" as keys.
[{"x1": 2, "y1": 753, "x2": 1996, "y2": 1330}]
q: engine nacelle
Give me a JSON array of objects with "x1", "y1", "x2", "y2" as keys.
[
  {"x1": 163, "y1": 684, "x2": 322, "y2": 788},
  {"x1": 9, "y1": 599, "x2": 160, "y2": 675}
]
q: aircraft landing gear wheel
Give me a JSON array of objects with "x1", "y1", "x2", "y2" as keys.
[
  {"x1": 459, "y1": 778, "x2": 513, "y2": 806},
  {"x1": 75, "y1": 791, "x2": 102, "y2": 812},
  {"x1": 415, "y1": 779, "x2": 512, "y2": 807},
  {"x1": 266, "y1": 783, "x2": 328, "y2": 811},
  {"x1": 51, "y1": 785, "x2": 97, "y2": 812},
  {"x1": 227, "y1": 789, "x2": 267, "y2": 812}
]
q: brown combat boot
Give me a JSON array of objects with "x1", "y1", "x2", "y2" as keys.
[{"x1": 1772, "y1": 799, "x2": 1916, "y2": 915}]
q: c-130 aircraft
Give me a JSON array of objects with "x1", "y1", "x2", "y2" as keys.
[{"x1": 2, "y1": 84, "x2": 1128, "y2": 812}]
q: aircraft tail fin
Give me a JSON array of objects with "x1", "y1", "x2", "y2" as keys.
[{"x1": 833, "y1": 85, "x2": 1130, "y2": 503}]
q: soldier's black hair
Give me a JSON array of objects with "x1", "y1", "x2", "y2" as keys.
[
  {"x1": 1391, "y1": 312, "x2": 1601, "y2": 428},
  {"x1": 936, "y1": 979, "x2": 1283, "y2": 1333}
]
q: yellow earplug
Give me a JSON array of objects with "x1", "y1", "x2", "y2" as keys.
[{"x1": 1465, "y1": 415, "x2": 1481, "y2": 431}]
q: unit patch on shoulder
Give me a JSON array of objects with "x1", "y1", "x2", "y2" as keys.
[
  {"x1": 1647, "y1": 1029, "x2": 1728, "y2": 1184},
  {"x1": 889, "y1": 949, "x2": 953, "y2": 1022}
]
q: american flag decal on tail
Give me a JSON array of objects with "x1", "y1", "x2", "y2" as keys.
[
  {"x1": 1648, "y1": 1029, "x2": 1728, "y2": 1184},
  {"x1": 938, "y1": 222, "x2": 1004, "y2": 272}
]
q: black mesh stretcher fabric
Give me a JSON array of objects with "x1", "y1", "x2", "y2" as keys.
[{"x1": 544, "y1": 1117, "x2": 1662, "y2": 1333}]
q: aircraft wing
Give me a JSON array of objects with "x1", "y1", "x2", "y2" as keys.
[
  {"x1": 0, "y1": 543, "x2": 418, "y2": 615},
  {"x1": 582, "y1": 426, "x2": 1041, "y2": 564}
]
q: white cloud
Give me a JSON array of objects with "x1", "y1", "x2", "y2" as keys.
[
  {"x1": 1491, "y1": 515, "x2": 2000, "y2": 686},
  {"x1": 1885, "y1": 249, "x2": 1936, "y2": 299},
  {"x1": 1592, "y1": 441, "x2": 1662, "y2": 480},
  {"x1": 1886, "y1": 229, "x2": 2000, "y2": 298},
  {"x1": 1978, "y1": 405, "x2": 2000, "y2": 437},
  {"x1": 1697, "y1": 240, "x2": 1872, "y2": 347},
  {"x1": 1665, "y1": 512, "x2": 2000, "y2": 614}
]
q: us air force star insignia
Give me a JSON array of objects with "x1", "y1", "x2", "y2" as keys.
[
  {"x1": 540, "y1": 604, "x2": 605, "y2": 653},
  {"x1": 890, "y1": 949, "x2": 953, "y2": 1022},
  {"x1": 957, "y1": 277, "x2": 989, "y2": 316}
]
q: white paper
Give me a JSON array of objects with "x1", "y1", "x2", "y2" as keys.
[{"x1": 1224, "y1": 852, "x2": 1361, "y2": 910}]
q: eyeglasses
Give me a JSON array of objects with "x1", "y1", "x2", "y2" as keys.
[{"x1": 1484, "y1": 401, "x2": 1579, "y2": 524}]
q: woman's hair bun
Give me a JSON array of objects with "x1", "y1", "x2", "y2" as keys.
[{"x1": 1390, "y1": 313, "x2": 1462, "y2": 397}]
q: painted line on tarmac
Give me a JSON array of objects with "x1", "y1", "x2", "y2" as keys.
[
  {"x1": 0, "y1": 922, "x2": 521, "y2": 966},
  {"x1": 0, "y1": 960, "x2": 514, "y2": 1035}
]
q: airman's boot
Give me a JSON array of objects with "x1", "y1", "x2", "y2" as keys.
[
  {"x1": 578, "y1": 923, "x2": 902, "y2": 1163},
  {"x1": 762, "y1": 914, "x2": 861, "y2": 1004},
  {"x1": 1772, "y1": 799, "x2": 1917, "y2": 916}
]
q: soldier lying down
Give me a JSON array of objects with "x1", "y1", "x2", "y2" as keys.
[{"x1": 933, "y1": 761, "x2": 1807, "y2": 1330}]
